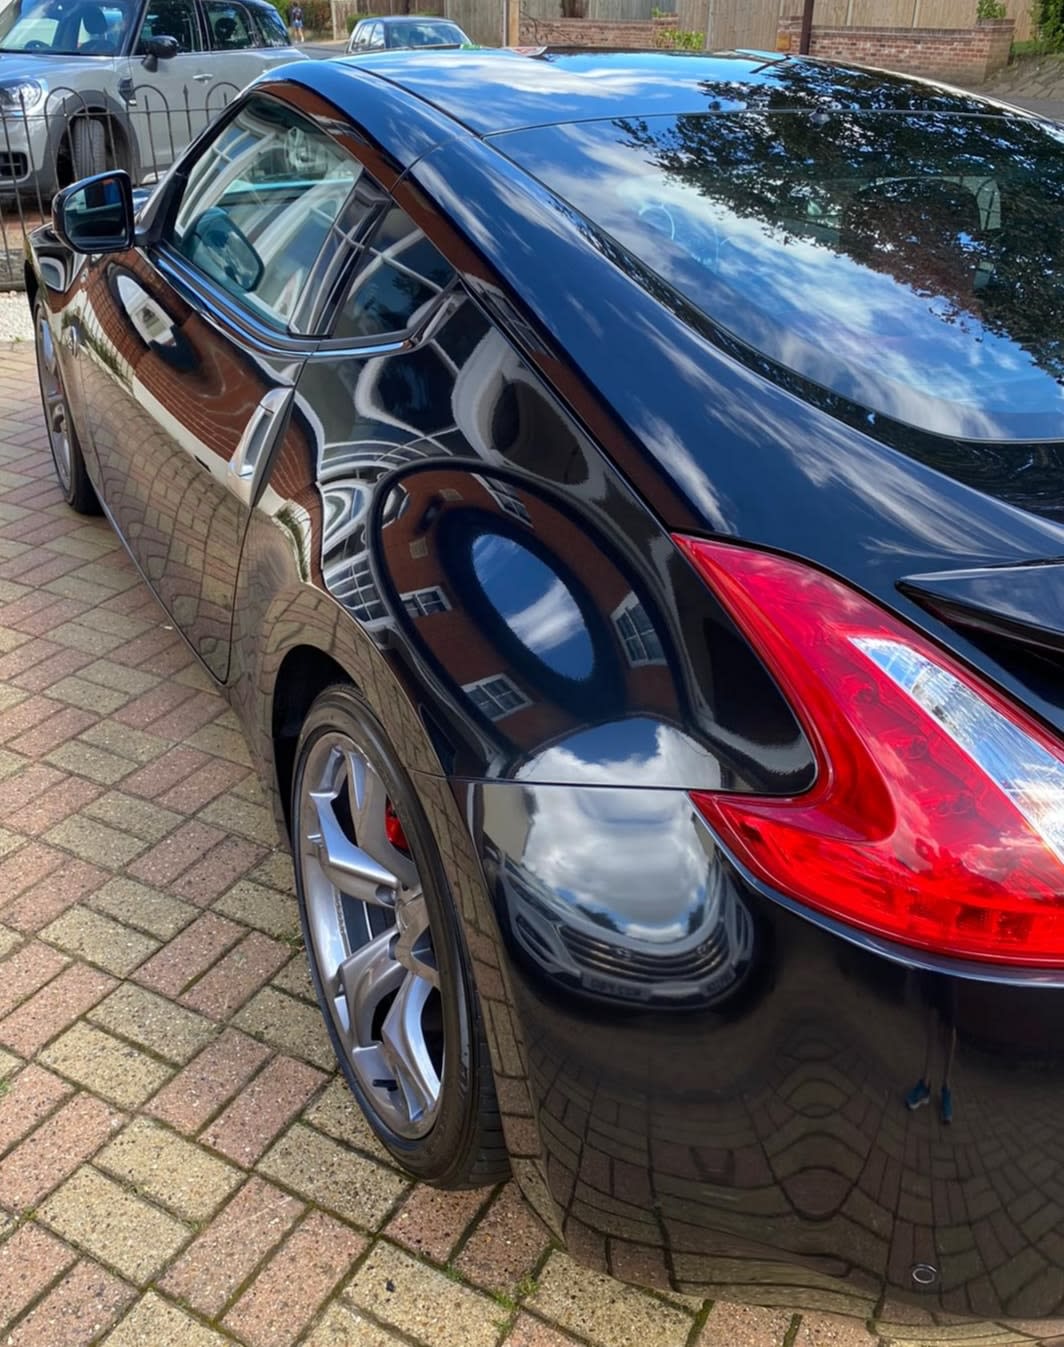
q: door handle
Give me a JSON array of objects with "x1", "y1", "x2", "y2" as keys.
[
  {"x1": 192, "y1": 71, "x2": 213, "y2": 82},
  {"x1": 227, "y1": 387, "x2": 294, "y2": 508}
]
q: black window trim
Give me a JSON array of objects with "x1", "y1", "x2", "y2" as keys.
[{"x1": 315, "y1": 200, "x2": 459, "y2": 352}]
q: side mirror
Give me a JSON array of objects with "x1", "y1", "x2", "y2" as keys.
[
  {"x1": 141, "y1": 33, "x2": 179, "y2": 69},
  {"x1": 53, "y1": 170, "x2": 135, "y2": 255}
]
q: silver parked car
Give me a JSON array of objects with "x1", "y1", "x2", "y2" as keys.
[
  {"x1": 346, "y1": 14, "x2": 470, "y2": 55},
  {"x1": 0, "y1": 0, "x2": 305, "y2": 199}
]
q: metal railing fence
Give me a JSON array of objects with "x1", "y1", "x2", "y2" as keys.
[{"x1": 0, "y1": 79, "x2": 240, "y2": 288}]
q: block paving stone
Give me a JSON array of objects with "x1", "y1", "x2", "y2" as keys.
[
  {"x1": 0, "y1": 336, "x2": 1040, "y2": 1347},
  {"x1": 39, "y1": 1021, "x2": 173, "y2": 1108}
]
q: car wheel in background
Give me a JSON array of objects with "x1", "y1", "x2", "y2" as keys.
[
  {"x1": 292, "y1": 683, "x2": 509, "y2": 1186},
  {"x1": 33, "y1": 300, "x2": 100, "y2": 514},
  {"x1": 70, "y1": 117, "x2": 106, "y2": 179}
]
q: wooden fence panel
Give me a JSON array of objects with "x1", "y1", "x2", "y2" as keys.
[
  {"x1": 709, "y1": 0, "x2": 783, "y2": 50},
  {"x1": 445, "y1": 0, "x2": 502, "y2": 43}
]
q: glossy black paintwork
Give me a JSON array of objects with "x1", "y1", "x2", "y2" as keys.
[
  {"x1": 26, "y1": 51, "x2": 1064, "y2": 1318},
  {"x1": 902, "y1": 561, "x2": 1064, "y2": 658}
]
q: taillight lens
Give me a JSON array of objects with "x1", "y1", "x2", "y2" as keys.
[{"x1": 674, "y1": 536, "x2": 1064, "y2": 966}]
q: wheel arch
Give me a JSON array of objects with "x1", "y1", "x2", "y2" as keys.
[{"x1": 270, "y1": 643, "x2": 353, "y2": 842}]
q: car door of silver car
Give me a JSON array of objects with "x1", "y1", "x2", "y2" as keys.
[
  {"x1": 119, "y1": 0, "x2": 215, "y2": 174},
  {"x1": 200, "y1": 1, "x2": 295, "y2": 98}
]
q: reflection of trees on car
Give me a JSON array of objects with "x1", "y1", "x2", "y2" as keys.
[{"x1": 612, "y1": 104, "x2": 1064, "y2": 387}]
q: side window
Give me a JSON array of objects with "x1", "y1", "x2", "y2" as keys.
[
  {"x1": 332, "y1": 205, "x2": 455, "y2": 341},
  {"x1": 167, "y1": 94, "x2": 360, "y2": 331},
  {"x1": 251, "y1": 4, "x2": 289, "y2": 46},
  {"x1": 205, "y1": 0, "x2": 254, "y2": 48},
  {"x1": 367, "y1": 21, "x2": 384, "y2": 48},
  {"x1": 136, "y1": 0, "x2": 199, "y2": 52}
]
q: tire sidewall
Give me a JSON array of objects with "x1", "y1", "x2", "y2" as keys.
[
  {"x1": 33, "y1": 299, "x2": 75, "y2": 508},
  {"x1": 291, "y1": 684, "x2": 480, "y2": 1182}
]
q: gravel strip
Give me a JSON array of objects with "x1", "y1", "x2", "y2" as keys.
[{"x1": 0, "y1": 290, "x2": 33, "y2": 343}]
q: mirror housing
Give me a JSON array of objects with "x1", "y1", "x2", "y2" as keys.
[
  {"x1": 141, "y1": 33, "x2": 179, "y2": 70},
  {"x1": 53, "y1": 170, "x2": 135, "y2": 255}
]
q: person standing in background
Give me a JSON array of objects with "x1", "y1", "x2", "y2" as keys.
[{"x1": 289, "y1": 3, "x2": 304, "y2": 42}]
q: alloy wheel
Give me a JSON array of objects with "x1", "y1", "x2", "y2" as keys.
[
  {"x1": 298, "y1": 731, "x2": 444, "y2": 1138},
  {"x1": 34, "y1": 309, "x2": 72, "y2": 494}
]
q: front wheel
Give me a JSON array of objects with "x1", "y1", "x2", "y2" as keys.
[
  {"x1": 33, "y1": 301, "x2": 99, "y2": 515},
  {"x1": 69, "y1": 117, "x2": 106, "y2": 180},
  {"x1": 292, "y1": 683, "x2": 509, "y2": 1187}
]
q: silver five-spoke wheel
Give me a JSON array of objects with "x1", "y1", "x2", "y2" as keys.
[{"x1": 299, "y1": 731, "x2": 444, "y2": 1138}]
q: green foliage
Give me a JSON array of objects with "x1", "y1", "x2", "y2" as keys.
[
  {"x1": 976, "y1": 0, "x2": 1007, "y2": 17},
  {"x1": 655, "y1": 26, "x2": 703, "y2": 49},
  {"x1": 1034, "y1": 0, "x2": 1064, "y2": 46}
]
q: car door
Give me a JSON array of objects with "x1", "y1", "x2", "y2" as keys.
[
  {"x1": 200, "y1": 1, "x2": 281, "y2": 97},
  {"x1": 75, "y1": 88, "x2": 361, "y2": 678},
  {"x1": 120, "y1": 0, "x2": 213, "y2": 173}
]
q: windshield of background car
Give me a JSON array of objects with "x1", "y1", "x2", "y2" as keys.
[
  {"x1": 0, "y1": 0, "x2": 130, "y2": 52},
  {"x1": 390, "y1": 20, "x2": 465, "y2": 46},
  {"x1": 499, "y1": 111, "x2": 1064, "y2": 442}
]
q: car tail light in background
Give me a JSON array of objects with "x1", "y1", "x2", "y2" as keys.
[{"x1": 674, "y1": 536, "x2": 1064, "y2": 966}]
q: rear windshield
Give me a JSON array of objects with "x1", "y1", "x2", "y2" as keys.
[{"x1": 499, "y1": 112, "x2": 1064, "y2": 443}]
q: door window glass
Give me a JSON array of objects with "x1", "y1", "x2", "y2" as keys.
[
  {"x1": 252, "y1": 4, "x2": 289, "y2": 45},
  {"x1": 168, "y1": 94, "x2": 360, "y2": 331},
  {"x1": 332, "y1": 206, "x2": 454, "y2": 340},
  {"x1": 205, "y1": 0, "x2": 255, "y2": 49},
  {"x1": 367, "y1": 21, "x2": 384, "y2": 48},
  {"x1": 137, "y1": 0, "x2": 199, "y2": 52}
]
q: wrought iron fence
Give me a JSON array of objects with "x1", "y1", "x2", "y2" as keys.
[{"x1": 0, "y1": 79, "x2": 240, "y2": 289}]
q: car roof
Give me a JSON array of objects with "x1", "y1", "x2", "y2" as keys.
[
  {"x1": 363, "y1": 15, "x2": 461, "y2": 24},
  {"x1": 326, "y1": 47, "x2": 1019, "y2": 138}
]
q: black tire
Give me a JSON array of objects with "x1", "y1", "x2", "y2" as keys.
[
  {"x1": 292, "y1": 683, "x2": 509, "y2": 1187},
  {"x1": 70, "y1": 117, "x2": 106, "y2": 180},
  {"x1": 33, "y1": 300, "x2": 100, "y2": 515}
]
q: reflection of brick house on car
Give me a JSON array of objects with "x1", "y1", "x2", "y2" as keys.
[
  {"x1": 381, "y1": 466, "x2": 678, "y2": 758},
  {"x1": 77, "y1": 248, "x2": 318, "y2": 676}
]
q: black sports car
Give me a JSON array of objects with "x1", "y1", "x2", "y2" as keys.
[{"x1": 25, "y1": 47, "x2": 1064, "y2": 1319}]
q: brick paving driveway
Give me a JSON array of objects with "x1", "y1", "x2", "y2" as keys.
[{"x1": 1, "y1": 338, "x2": 1061, "y2": 1347}]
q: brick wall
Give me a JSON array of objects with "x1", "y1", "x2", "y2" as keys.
[
  {"x1": 518, "y1": 14, "x2": 683, "y2": 49},
  {"x1": 776, "y1": 16, "x2": 1014, "y2": 85}
]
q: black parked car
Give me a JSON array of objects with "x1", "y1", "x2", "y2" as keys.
[{"x1": 26, "y1": 48, "x2": 1064, "y2": 1319}]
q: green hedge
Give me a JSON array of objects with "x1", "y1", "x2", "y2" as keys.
[{"x1": 1034, "y1": 0, "x2": 1064, "y2": 47}]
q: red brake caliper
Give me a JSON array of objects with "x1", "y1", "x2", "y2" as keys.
[{"x1": 385, "y1": 800, "x2": 409, "y2": 853}]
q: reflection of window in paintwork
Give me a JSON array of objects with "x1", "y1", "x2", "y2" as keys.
[
  {"x1": 612, "y1": 594, "x2": 665, "y2": 667},
  {"x1": 333, "y1": 208, "x2": 455, "y2": 340},
  {"x1": 474, "y1": 475, "x2": 531, "y2": 525},
  {"x1": 464, "y1": 675, "x2": 531, "y2": 721},
  {"x1": 336, "y1": 554, "x2": 386, "y2": 623},
  {"x1": 402, "y1": 587, "x2": 450, "y2": 618}
]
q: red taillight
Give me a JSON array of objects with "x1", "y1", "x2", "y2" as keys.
[{"x1": 674, "y1": 536, "x2": 1064, "y2": 966}]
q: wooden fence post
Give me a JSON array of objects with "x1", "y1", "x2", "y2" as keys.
[{"x1": 798, "y1": 0, "x2": 814, "y2": 52}]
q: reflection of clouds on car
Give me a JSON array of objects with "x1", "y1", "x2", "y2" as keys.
[{"x1": 486, "y1": 782, "x2": 755, "y2": 1007}]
